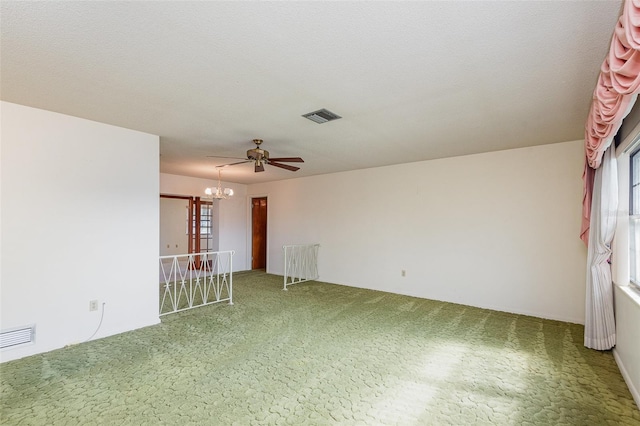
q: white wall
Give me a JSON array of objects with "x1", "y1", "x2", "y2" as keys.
[
  {"x1": 248, "y1": 140, "x2": 587, "y2": 323},
  {"x1": 159, "y1": 197, "x2": 190, "y2": 256},
  {"x1": 159, "y1": 173, "x2": 248, "y2": 271},
  {"x1": 614, "y1": 286, "x2": 640, "y2": 406},
  {"x1": 0, "y1": 102, "x2": 160, "y2": 363}
]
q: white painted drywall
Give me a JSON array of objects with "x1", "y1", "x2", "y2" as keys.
[
  {"x1": 248, "y1": 140, "x2": 587, "y2": 323},
  {"x1": 159, "y1": 173, "x2": 248, "y2": 271},
  {"x1": 614, "y1": 286, "x2": 640, "y2": 407},
  {"x1": 159, "y1": 197, "x2": 190, "y2": 256},
  {"x1": 0, "y1": 102, "x2": 160, "y2": 363}
]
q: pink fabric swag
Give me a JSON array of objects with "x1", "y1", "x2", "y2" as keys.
[{"x1": 582, "y1": 0, "x2": 640, "y2": 245}]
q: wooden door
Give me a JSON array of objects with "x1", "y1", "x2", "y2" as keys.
[{"x1": 251, "y1": 197, "x2": 267, "y2": 269}]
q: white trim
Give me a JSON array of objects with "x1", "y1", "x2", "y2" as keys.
[
  {"x1": 612, "y1": 123, "x2": 640, "y2": 410},
  {"x1": 616, "y1": 282, "x2": 640, "y2": 308},
  {"x1": 617, "y1": 121, "x2": 640, "y2": 155},
  {"x1": 613, "y1": 348, "x2": 640, "y2": 409}
]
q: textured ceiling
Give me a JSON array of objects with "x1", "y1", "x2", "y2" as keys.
[{"x1": 0, "y1": 1, "x2": 623, "y2": 184}]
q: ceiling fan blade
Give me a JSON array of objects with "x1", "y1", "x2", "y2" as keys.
[
  {"x1": 268, "y1": 157, "x2": 304, "y2": 163},
  {"x1": 217, "y1": 160, "x2": 252, "y2": 167},
  {"x1": 268, "y1": 161, "x2": 300, "y2": 172},
  {"x1": 255, "y1": 162, "x2": 265, "y2": 173},
  {"x1": 207, "y1": 155, "x2": 247, "y2": 160}
]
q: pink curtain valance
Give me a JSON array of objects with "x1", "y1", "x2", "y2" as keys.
[
  {"x1": 623, "y1": 0, "x2": 640, "y2": 49},
  {"x1": 584, "y1": 1, "x2": 640, "y2": 170},
  {"x1": 610, "y1": 16, "x2": 640, "y2": 94},
  {"x1": 582, "y1": 0, "x2": 640, "y2": 245}
]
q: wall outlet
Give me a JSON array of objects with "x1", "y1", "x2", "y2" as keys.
[
  {"x1": 89, "y1": 300, "x2": 98, "y2": 311},
  {"x1": 401, "y1": 270, "x2": 406, "y2": 277}
]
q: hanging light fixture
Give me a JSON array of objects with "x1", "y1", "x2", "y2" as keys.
[{"x1": 205, "y1": 169, "x2": 234, "y2": 199}]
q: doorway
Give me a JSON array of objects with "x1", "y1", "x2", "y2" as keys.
[
  {"x1": 159, "y1": 194, "x2": 215, "y2": 262},
  {"x1": 251, "y1": 197, "x2": 267, "y2": 269},
  {"x1": 159, "y1": 195, "x2": 191, "y2": 256}
]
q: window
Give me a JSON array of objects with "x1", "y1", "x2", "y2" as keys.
[
  {"x1": 189, "y1": 201, "x2": 214, "y2": 253},
  {"x1": 197, "y1": 204, "x2": 213, "y2": 236},
  {"x1": 631, "y1": 147, "x2": 640, "y2": 286}
]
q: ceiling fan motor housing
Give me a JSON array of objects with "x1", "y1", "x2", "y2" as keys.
[{"x1": 247, "y1": 148, "x2": 269, "y2": 161}]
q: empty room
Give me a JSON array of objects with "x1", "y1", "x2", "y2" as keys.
[{"x1": 1, "y1": 1, "x2": 639, "y2": 424}]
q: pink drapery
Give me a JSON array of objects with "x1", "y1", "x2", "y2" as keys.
[{"x1": 582, "y1": 0, "x2": 640, "y2": 245}]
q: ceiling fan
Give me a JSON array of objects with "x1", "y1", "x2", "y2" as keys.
[{"x1": 213, "y1": 139, "x2": 304, "y2": 173}]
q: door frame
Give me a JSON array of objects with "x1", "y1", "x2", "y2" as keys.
[{"x1": 246, "y1": 194, "x2": 269, "y2": 272}]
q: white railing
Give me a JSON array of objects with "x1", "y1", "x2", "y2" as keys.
[
  {"x1": 159, "y1": 250, "x2": 234, "y2": 316},
  {"x1": 283, "y1": 244, "x2": 319, "y2": 290}
]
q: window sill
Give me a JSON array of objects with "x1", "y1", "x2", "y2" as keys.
[{"x1": 615, "y1": 282, "x2": 640, "y2": 308}]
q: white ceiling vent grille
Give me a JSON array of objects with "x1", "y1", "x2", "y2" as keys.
[
  {"x1": 302, "y1": 109, "x2": 341, "y2": 124},
  {"x1": 1, "y1": 325, "x2": 35, "y2": 350}
]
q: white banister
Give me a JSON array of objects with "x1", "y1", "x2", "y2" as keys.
[
  {"x1": 283, "y1": 244, "x2": 319, "y2": 290},
  {"x1": 159, "y1": 250, "x2": 234, "y2": 316}
]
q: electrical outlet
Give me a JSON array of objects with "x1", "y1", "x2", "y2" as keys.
[
  {"x1": 89, "y1": 300, "x2": 98, "y2": 311},
  {"x1": 401, "y1": 270, "x2": 406, "y2": 277}
]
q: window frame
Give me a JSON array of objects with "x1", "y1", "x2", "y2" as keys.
[{"x1": 630, "y1": 147, "x2": 640, "y2": 287}]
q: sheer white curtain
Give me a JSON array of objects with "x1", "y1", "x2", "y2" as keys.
[{"x1": 585, "y1": 145, "x2": 618, "y2": 350}]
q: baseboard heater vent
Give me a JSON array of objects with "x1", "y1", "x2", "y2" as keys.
[{"x1": 0, "y1": 325, "x2": 35, "y2": 350}]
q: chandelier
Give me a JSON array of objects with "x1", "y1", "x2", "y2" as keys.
[{"x1": 205, "y1": 169, "x2": 234, "y2": 199}]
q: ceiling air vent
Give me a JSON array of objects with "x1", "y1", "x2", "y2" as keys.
[{"x1": 302, "y1": 109, "x2": 341, "y2": 124}]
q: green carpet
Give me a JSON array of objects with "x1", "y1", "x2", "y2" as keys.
[{"x1": 1, "y1": 271, "x2": 638, "y2": 425}]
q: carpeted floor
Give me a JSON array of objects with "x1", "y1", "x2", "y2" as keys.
[{"x1": 1, "y1": 271, "x2": 639, "y2": 425}]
